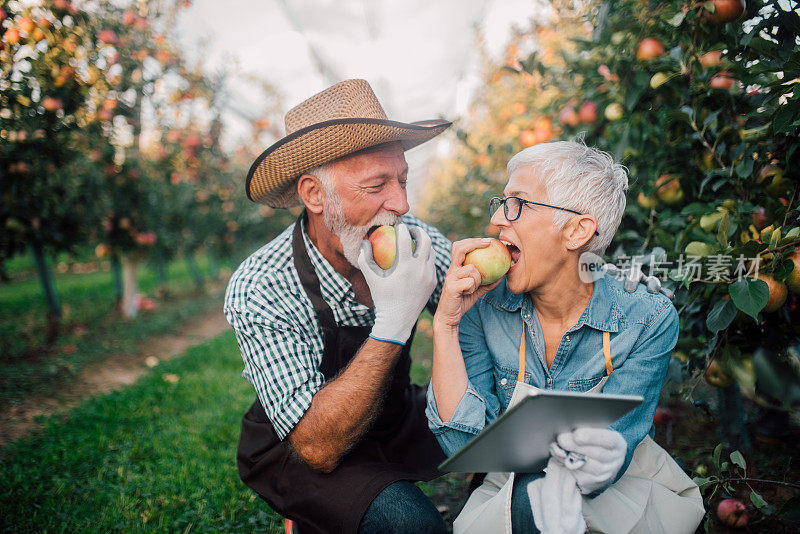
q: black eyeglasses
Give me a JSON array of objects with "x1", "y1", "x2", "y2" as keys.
[{"x1": 489, "y1": 196, "x2": 600, "y2": 237}]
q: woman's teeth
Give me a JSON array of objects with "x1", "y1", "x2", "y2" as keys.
[{"x1": 500, "y1": 240, "x2": 521, "y2": 266}]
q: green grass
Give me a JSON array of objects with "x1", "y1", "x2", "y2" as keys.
[
  {"x1": 0, "y1": 253, "x2": 231, "y2": 406},
  {"x1": 0, "y1": 332, "x2": 284, "y2": 533},
  {"x1": 0, "y1": 318, "x2": 460, "y2": 533}
]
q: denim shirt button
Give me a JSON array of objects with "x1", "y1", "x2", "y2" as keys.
[
  {"x1": 500, "y1": 378, "x2": 508, "y2": 386},
  {"x1": 566, "y1": 335, "x2": 571, "y2": 342}
]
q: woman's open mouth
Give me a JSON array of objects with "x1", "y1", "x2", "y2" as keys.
[{"x1": 500, "y1": 239, "x2": 521, "y2": 268}]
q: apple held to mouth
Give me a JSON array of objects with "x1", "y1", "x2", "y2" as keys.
[
  {"x1": 367, "y1": 225, "x2": 417, "y2": 270},
  {"x1": 464, "y1": 239, "x2": 512, "y2": 285}
]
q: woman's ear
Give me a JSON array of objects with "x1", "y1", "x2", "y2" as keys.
[
  {"x1": 563, "y1": 214, "x2": 598, "y2": 250},
  {"x1": 297, "y1": 174, "x2": 325, "y2": 215}
]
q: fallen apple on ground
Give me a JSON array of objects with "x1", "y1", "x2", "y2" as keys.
[{"x1": 464, "y1": 239, "x2": 512, "y2": 285}]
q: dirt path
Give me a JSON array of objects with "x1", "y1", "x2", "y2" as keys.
[{"x1": 0, "y1": 308, "x2": 231, "y2": 447}]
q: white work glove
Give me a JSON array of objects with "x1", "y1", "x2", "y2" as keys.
[
  {"x1": 550, "y1": 427, "x2": 627, "y2": 495},
  {"x1": 527, "y1": 457, "x2": 586, "y2": 534},
  {"x1": 603, "y1": 263, "x2": 674, "y2": 299},
  {"x1": 358, "y1": 223, "x2": 436, "y2": 345}
]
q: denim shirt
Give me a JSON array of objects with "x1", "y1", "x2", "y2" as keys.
[{"x1": 425, "y1": 272, "x2": 679, "y2": 479}]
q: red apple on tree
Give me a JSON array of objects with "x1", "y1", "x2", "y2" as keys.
[
  {"x1": 785, "y1": 248, "x2": 800, "y2": 294},
  {"x1": 699, "y1": 50, "x2": 722, "y2": 68},
  {"x1": 464, "y1": 239, "x2": 512, "y2": 285},
  {"x1": 637, "y1": 38, "x2": 665, "y2": 61},
  {"x1": 710, "y1": 72, "x2": 736, "y2": 90},
  {"x1": 704, "y1": 0, "x2": 746, "y2": 24},
  {"x1": 717, "y1": 498, "x2": 749, "y2": 528},
  {"x1": 559, "y1": 106, "x2": 580, "y2": 127},
  {"x1": 578, "y1": 101, "x2": 598, "y2": 123}
]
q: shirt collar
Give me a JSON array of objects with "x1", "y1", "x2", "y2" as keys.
[{"x1": 484, "y1": 274, "x2": 623, "y2": 333}]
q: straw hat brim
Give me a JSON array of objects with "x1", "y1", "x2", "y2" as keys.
[{"x1": 246, "y1": 117, "x2": 451, "y2": 207}]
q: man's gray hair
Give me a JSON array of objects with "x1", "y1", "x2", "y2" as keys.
[{"x1": 506, "y1": 140, "x2": 628, "y2": 255}]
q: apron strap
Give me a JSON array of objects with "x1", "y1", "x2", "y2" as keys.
[
  {"x1": 291, "y1": 212, "x2": 337, "y2": 331},
  {"x1": 603, "y1": 331, "x2": 613, "y2": 376},
  {"x1": 517, "y1": 322, "x2": 526, "y2": 382}
]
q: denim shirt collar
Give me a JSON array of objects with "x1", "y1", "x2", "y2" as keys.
[{"x1": 483, "y1": 274, "x2": 624, "y2": 333}]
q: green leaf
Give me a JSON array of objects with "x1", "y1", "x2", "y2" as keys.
[
  {"x1": 750, "y1": 490, "x2": 768, "y2": 509},
  {"x1": 713, "y1": 443, "x2": 723, "y2": 468},
  {"x1": 717, "y1": 212, "x2": 731, "y2": 248},
  {"x1": 668, "y1": 11, "x2": 686, "y2": 26},
  {"x1": 735, "y1": 157, "x2": 755, "y2": 179},
  {"x1": 706, "y1": 299, "x2": 738, "y2": 333},
  {"x1": 728, "y1": 278, "x2": 769, "y2": 321},
  {"x1": 693, "y1": 476, "x2": 712, "y2": 488},
  {"x1": 730, "y1": 450, "x2": 746, "y2": 470}
]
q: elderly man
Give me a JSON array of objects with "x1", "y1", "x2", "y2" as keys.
[
  {"x1": 224, "y1": 79, "x2": 665, "y2": 533},
  {"x1": 225, "y1": 79, "x2": 453, "y2": 534}
]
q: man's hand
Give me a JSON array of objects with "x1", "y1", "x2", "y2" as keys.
[
  {"x1": 550, "y1": 427, "x2": 627, "y2": 495},
  {"x1": 358, "y1": 223, "x2": 436, "y2": 345}
]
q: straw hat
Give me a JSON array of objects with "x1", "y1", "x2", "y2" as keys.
[{"x1": 246, "y1": 79, "x2": 451, "y2": 207}]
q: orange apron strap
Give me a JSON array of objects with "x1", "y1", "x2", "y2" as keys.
[
  {"x1": 603, "y1": 331, "x2": 613, "y2": 376},
  {"x1": 518, "y1": 322, "x2": 526, "y2": 382}
]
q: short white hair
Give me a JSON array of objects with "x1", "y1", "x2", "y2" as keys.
[{"x1": 506, "y1": 140, "x2": 628, "y2": 255}]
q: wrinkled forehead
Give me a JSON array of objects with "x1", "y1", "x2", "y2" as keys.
[
  {"x1": 504, "y1": 165, "x2": 547, "y2": 200},
  {"x1": 332, "y1": 141, "x2": 407, "y2": 180}
]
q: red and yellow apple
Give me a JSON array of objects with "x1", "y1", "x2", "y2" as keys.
[
  {"x1": 699, "y1": 50, "x2": 722, "y2": 68},
  {"x1": 604, "y1": 103, "x2": 623, "y2": 121},
  {"x1": 757, "y1": 273, "x2": 787, "y2": 312},
  {"x1": 368, "y1": 225, "x2": 409, "y2": 270},
  {"x1": 710, "y1": 72, "x2": 736, "y2": 90},
  {"x1": 705, "y1": 360, "x2": 735, "y2": 388},
  {"x1": 785, "y1": 248, "x2": 800, "y2": 294},
  {"x1": 636, "y1": 38, "x2": 665, "y2": 61},
  {"x1": 464, "y1": 239, "x2": 512, "y2": 285},
  {"x1": 656, "y1": 174, "x2": 684, "y2": 205},
  {"x1": 559, "y1": 106, "x2": 580, "y2": 127},
  {"x1": 704, "y1": 0, "x2": 746, "y2": 24}
]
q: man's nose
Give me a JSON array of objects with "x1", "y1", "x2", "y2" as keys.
[{"x1": 383, "y1": 180, "x2": 410, "y2": 215}]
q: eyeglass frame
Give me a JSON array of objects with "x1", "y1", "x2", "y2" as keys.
[{"x1": 489, "y1": 196, "x2": 600, "y2": 237}]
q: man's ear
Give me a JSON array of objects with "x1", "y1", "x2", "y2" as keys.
[
  {"x1": 297, "y1": 174, "x2": 325, "y2": 215},
  {"x1": 563, "y1": 214, "x2": 598, "y2": 250}
]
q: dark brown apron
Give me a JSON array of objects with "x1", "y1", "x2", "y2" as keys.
[{"x1": 237, "y1": 216, "x2": 445, "y2": 534}]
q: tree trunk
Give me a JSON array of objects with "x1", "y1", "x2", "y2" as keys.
[
  {"x1": 207, "y1": 248, "x2": 219, "y2": 281},
  {"x1": 121, "y1": 255, "x2": 138, "y2": 319},
  {"x1": 185, "y1": 253, "x2": 204, "y2": 288},
  {"x1": 30, "y1": 242, "x2": 61, "y2": 343},
  {"x1": 717, "y1": 384, "x2": 752, "y2": 456},
  {"x1": 110, "y1": 251, "x2": 123, "y2": 306},
  {"x1": 154, "y1": 249, "x2": 169, "y2": 299}
]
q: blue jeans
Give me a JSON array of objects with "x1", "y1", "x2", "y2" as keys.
[
  {"x1": 511, "y1": 472, "x2": 544, "y2": 533},
  {"x1": 359, "y1": 480, "x2": 446, "y2": 534}
]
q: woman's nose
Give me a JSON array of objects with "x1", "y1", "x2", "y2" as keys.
[{"x1": 490, "y1": 204, "x2": 509, "y2": 227}]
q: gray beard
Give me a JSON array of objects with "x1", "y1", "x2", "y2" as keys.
[{"x1": 323, "y1": 193, "x2": 400, "y2": 267}]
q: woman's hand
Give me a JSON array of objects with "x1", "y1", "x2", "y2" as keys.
[{"x1": 434, "y1": 238, "x2": 503, "y2": 330}]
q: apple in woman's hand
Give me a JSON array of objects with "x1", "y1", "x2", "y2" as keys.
[{"x1": 464, "y1": 239, "x2": 512, "y2": 285}]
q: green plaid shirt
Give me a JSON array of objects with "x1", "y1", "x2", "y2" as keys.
[{"x1": 224, "y1": 214, "x2": 452, "y2": 439}]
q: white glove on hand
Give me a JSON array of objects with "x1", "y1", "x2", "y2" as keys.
[
  {"x1": 527, "y1": 457, "x2": 586, "y2": 534},
  {"x1": 550, "y1": 427, "x2": 627, "y2": 495},
  {"x1": 358, "y1": 223, "x2": 436, "y2": 345}
]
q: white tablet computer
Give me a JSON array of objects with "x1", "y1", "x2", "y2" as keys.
[{"x1": 438, "y1": 389, "x2": 643, "y2": 473}]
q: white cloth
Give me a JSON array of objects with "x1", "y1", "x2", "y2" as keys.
[
  {"x1": 358, "y1": 223, "x2": 436, "y2": 344},
  {"x1": 551, "y1": 427, "x2": 627, "y2": 495},
  {"x1": 528, "y1": 458, "x2": 587, "y2": 534},
  {"x1": 453, "y1": 375, "x2": 705, "y2": 534}
]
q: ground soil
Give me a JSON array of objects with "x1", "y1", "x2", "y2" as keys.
[{"x1": 0, "y1": 308, "x2": 230, "y2": 447}]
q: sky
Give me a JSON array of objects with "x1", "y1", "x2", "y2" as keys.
[{"x1": 173, "y1": 0, "x2": 547, "y2": 205}]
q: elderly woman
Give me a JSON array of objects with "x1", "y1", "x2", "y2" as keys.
[{"x1": 426, "y1": 141, "x2": 705, "y2": 533}]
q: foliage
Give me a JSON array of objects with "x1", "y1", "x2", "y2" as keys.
[{"x1": 421, "y1": 0, "x2": 800, "y2": 411}]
